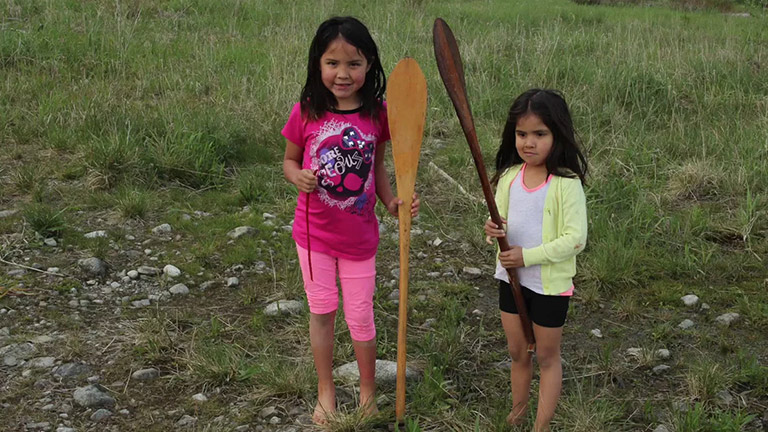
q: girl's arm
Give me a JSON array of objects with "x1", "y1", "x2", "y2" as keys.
[
  {"x1": 522, "y1": 179, "x2": 587, "y2": 266},
  {"x1": 283, "y1": 140, "x2": 316, "y2": 193},
  {"x1": 374, "y1": 140, "x2": 420, "y2": 218}
]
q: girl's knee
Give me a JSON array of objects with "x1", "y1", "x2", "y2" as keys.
[
  {"x1": 345, "y1": 310, "x2": 375, "y2": 341},
  {"x1": 535, "y1": 347, "x2": 561, "y2": 368},
  {"x1": 508, "y1": 346, "x2": 532, "y2": 363}
]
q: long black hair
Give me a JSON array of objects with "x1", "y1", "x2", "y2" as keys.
[
  {"x1": 300, "y1": 16, "x2": 386, "y2": 120},
  {"x1": 493, "y1": 89, "x2": 588, "y2": 185}
]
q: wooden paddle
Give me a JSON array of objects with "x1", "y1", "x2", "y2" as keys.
[
  {"x1": 387, "y1": 57, "x2": 427, "y2": 422},
  {"x1": 433, "y1": 18, "x2": 535, "y2": 353}
]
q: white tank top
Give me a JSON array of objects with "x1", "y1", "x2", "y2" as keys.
[{"x1": 494, "y1": 164, "x2": 551, "y2": 294}]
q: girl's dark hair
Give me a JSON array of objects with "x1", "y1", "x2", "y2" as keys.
[
  {"x1": 300, "y1": 16, "x2": 386, "y2": 120},
  {"x1": 493, "y1": 88, "x2": 588, "y2": 185}
]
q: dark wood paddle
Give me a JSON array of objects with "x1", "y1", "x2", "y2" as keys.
[
  {"x1": 433, "y1": 18, "x2": 535, "y2": 353},
  {"x1": 387, "y1": 57, "x2": 427, "y2": 422}
]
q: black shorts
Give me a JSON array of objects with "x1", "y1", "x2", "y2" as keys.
[{"x1": 498, "y1": 280, "x2": 570, "y2": 328}]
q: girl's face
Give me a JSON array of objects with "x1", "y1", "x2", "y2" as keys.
[
  {"x1": 320, "y1": 36, "x2": 370, "y2": 110},
  {"x1": 515, "y1": 113, "x2": 553, "y2": 169}
]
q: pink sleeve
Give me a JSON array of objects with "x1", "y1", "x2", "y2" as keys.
[
  {"x1": 281, "y1": 103, "x2": 305, "y2": 147},
  {"x1": 379, "y1": 101, "x2": 390, "y2": 143}
]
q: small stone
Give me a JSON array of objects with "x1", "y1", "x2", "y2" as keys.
[
  {"x1": 78, "y1": 257, "x2": 107, "y2": 277},
  {"x1": 234, "y1": 426, "x2": 249, "y2": 432},
  {"x1": 226, "y1": 277, "x2": 239, "y2": 287},
  {"x1": 260, "y1": 406, "x2": 277, "y2": 418},
  {"x1": 127, "y1": 270, "x2": 139, "y2": 279},
  {"x1": 269, "y1": 416, "x2": 280, "y2": 424},
  {"x1": 169, "y1": 284, "x2": 190, "y2": 296},
  {"x1": 463, "y1": 267, "x2": 482, "y2": 276},
  {"x1": 715, "y1": 312, "x2": 740, "y2": 327},
  {"x1": 681, "y1": 294, "x2": 699, "y2": 307},
  {"x1": 199, "y1": 281, "x2": 216, "y2": 291},
  {"x1": 227, "y1": 226, "x2": 256, "y2": 239},
  {"x1": 25, "y1": 357, "x2": 56, "y2": 369},
  {"x1": 84, "y1": 230, "x2": 108, "y2": 239},
  {"x1": 41, "y1": 404, "x2": 55, "y2": 411},
  {"x1": 192, "y1": 393, "x2": 207, "y2": 402},
  {"x1": 131, "y1": 368, "x2": 160, "y2": 381},
  {"x1": 44, "y1": 238, "x2": 57, "y2": 247},
  {"x1": 73, "y1": 385, "x2": 115, "y2": 408},
  {"x1": 701, "y1": 303, "x2": 711, "y2": 310},
  {"x1": 163, "y1": 264, "x2": 181, "y2": 278},
  {"x1": 25, "y1": 423, "x2": 51, "y2": 431},
  {"x1": 422, "y1": 318, "x2": 437, "y2": 328},
  {"x1": 678, "y1": 319, "x2": 695, "y2": 330},
  {"x1": 131, "y1": 299, "x2": 151, "y2": 308},
  {"x1": 0, "y1": 209, "x2": 19, "y2": 218},
  {"x1": 119, "y1": 409, "x2": 130, "y2": 415},
  {"x1": 334, "y1": 359, "x2": 418, "y2": 385},
  {"x1": 125, "y1": 234, "x2": 136, "y2": 240},
  {"x1": 426, "y1": 272, "x2": 440, "y2": 277},
  {"x1": 54, "y1": 363, "x2": 91, "y2": 378},
  {"x1": 263, "y1": 213, "x2": 276, "y2": 219},
  {"x1": 653, "y1": 425, "x2": 671, "y2": 432},
  {"x1": 152, "y1": 223, "x2": 173, "y2": 235},
  {"x1": 87, "y1": 375, "x2": 100, "y2": 384},
  {"x1": 57, "y1": 428, "x2": 75, "y2": 432},
  {"x1": 137, "y1": 266, "x2": 161, "y2": 276},
  {"x1": 7, "y1": 269, "x2": 26, "y2": 277},
  {"x1": 264, "y1": 300, "x2": 303, "y2": 316},
  {"x1": 388, "y1": 289, "x2": 400, "y2": 301},
  {"x1": 590, "y1": 329, "x2": 603, "y2": 338},
  {"x1": 716, "y1": 390, "x2": 734, "y2": 406},
  {"x1": 175, "y1": 415, "x2": 197, "y2": 428},
  {"x1": 471, "y1": 309, "x2": 483, "y2": 316},
  {"x1": 656, "y1": 349, "x2": 671, "y2": 360},
  {"x1": 626, "y1": 348, "x2": 642, "y2": 357},
  {"x1": 653, "y1": 365, "x2": 671, "y2": 374},
  {"x1": 432, "y1": 237, "x2": 443, "y2": 247},
  {"x1": 46, "y1": 267, "x2": 59, "y2": 273},
  {"x1": 90, "y1": 408, "x2": 112, "y2": 422}
]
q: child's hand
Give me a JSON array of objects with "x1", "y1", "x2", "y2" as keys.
[
  {"x1": 386, "y1": 193, "x2": 420, "y2": 218},
  {"x1": 294, "y1": 169, "x2": 317, "y2": 193},
  {"x1": 499, "y1": 246, "x2": 525, "y2": 268},
  {"x1": 484, "y1": 218, "x2": 507, "y2": 244}
]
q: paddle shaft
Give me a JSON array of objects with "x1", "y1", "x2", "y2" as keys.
[{"x1": 433, "y1": 18, "x2": 535, "y2": 350}]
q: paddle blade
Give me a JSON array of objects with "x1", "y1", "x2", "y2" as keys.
[
  {"x1": 433, "y1": 18, "x2": 473, "y2": 123},
  {"x1": 387, "y1": 57, "x2": 427, "y2": 201}
]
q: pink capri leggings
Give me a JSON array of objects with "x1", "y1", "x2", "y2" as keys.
[{"x1": 296, "y1": 244, "x2": 377, "y2": 341}]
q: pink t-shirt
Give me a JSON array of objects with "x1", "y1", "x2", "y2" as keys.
[{"x1": 282, "y1": 102, "x2": 390, "y2": 260}]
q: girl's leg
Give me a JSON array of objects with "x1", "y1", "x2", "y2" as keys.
[
  {"x1": 501, "y1": 311, "x2": 534, "y2": 425},
  {"x1": 310, "y1": 311, "x2": 337, "y2": 423},
  {"x1": 297, "y1": 244, "x2": 340, "y2": 424},
  {"x1": 338, "y1": 255, "x2": 378, "y2": 415},
  {"x1": 531, "y1": 323, "x2": 564, "y2": 432}
]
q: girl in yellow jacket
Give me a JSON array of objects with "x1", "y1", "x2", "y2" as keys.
[{"x1": 484, "y1": 89, "x2": 588, "y2": 432}]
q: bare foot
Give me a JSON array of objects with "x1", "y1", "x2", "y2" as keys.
[
  {"x1": 312, "y1": 387, "x2": 336, "y2": 425},
  {"x1": 359, "y1": 390, "x2": 378, "y2": 417},
  {"x1": 506, "y1": 404, "x2": 527, "y2": 426}
]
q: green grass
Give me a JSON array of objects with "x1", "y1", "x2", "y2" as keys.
[{"x1": 1, "y1": 0, "x2": 766, "y2": 430}]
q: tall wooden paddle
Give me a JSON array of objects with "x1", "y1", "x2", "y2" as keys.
[
  {"x1": 433, "y1": 18, "x2": 535, "y2": 353},
  {"x1": 387, "y1": 57, "x2": 427, "y2": 422}
]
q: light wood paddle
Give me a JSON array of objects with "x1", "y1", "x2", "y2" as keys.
[
  {"x1": 387, "y1": 57, "x2": 427, "y2": 423},
  {"x1": 433, "y1": 18, "x2": 535, "y2": 353}
]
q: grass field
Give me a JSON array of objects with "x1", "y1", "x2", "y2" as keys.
[{"x1": 1, "y1": 0, "x2": 767, "y2": 431}]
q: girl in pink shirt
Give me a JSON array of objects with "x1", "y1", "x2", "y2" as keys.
[{"x1": 282, "y1": 16, "x2": 419, "y2": 424}]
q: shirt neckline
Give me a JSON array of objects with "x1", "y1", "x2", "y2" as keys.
[
  {"x1": 330, "y1": 106, "x2": 363, "y2": 115},
  {"x1": 518, "y1": 163, "x2": 553, "y2": 192}
]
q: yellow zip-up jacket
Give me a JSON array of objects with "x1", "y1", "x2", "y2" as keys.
[{"x1": 494, "y1": 164, "x2": 588, "y2": 295}]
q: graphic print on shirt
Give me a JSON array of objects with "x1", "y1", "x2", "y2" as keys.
[{"x1": 310, "y1": 119, "x2": 376, "y2": 215}]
